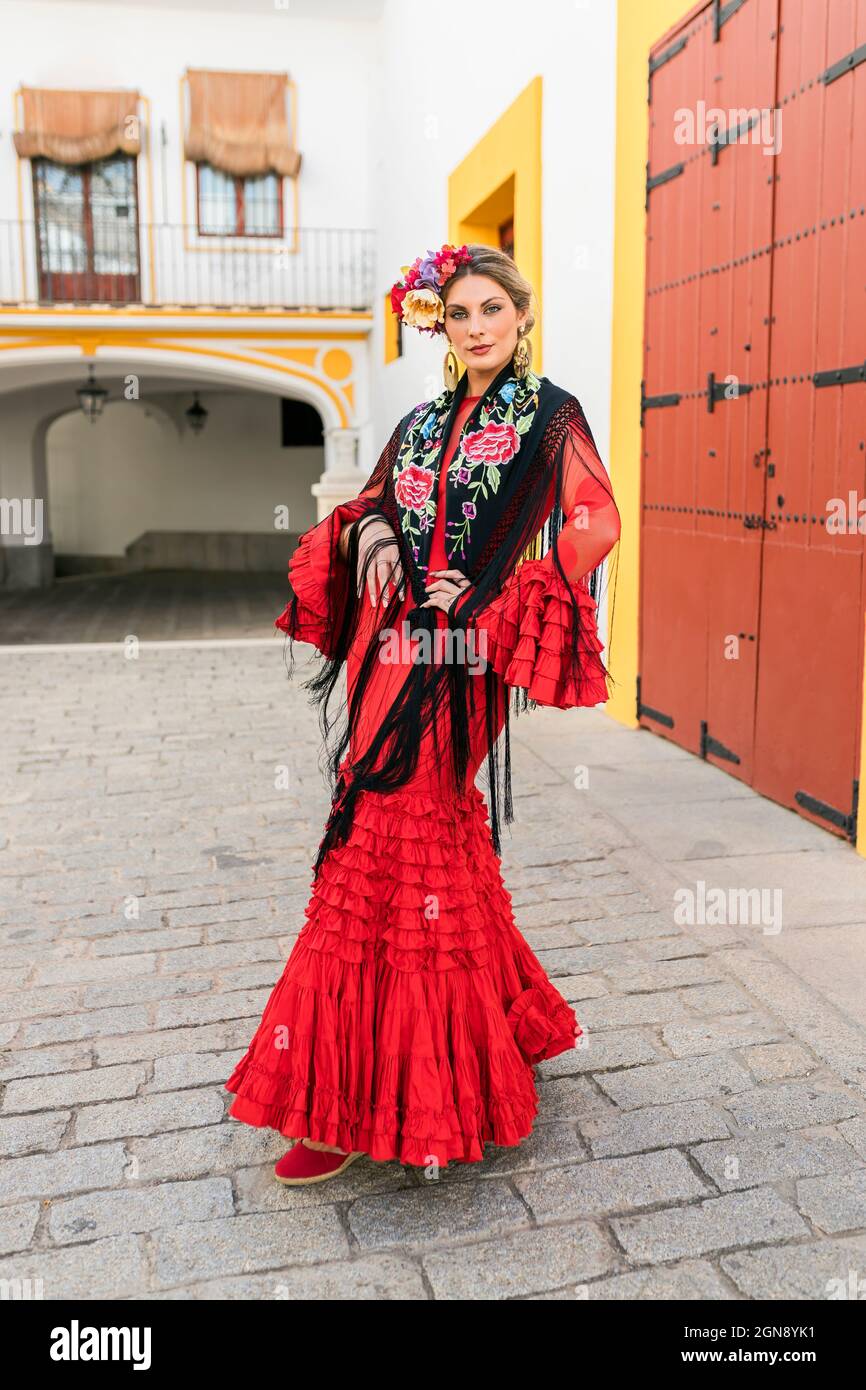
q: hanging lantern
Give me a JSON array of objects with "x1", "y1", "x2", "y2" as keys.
[
  {"x1": 185, "y1": 393, "x2": 208, "y2": 435},
  {"x1": 76, "y1": 365, "x2": 108, "y2": 423}
]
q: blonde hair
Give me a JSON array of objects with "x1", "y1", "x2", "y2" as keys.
[{"x1": 442, "y1": 243, "x2": 537, "y2": 336}]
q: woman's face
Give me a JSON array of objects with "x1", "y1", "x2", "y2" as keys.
[{"x1": 443, "y1": 273, "x2": 527, "y2": 386}]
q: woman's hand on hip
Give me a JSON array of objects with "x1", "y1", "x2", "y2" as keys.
[{"x1": 421, "y1": 568, "x2": 472, "y2": 614}]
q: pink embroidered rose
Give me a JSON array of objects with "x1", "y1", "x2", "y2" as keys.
[
  {"x1": 462, "y1": 421, "x2": 520, "y2": 466},
  {"x1": 394, "y1": 463, "x2": 436, "y2": 511}
]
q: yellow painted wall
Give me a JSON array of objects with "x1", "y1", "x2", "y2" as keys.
[
  {"x1": 448, "y1": 76, "x2": 543, "y2": 376},
  {"x1": 606, "y1": 0, "x2": 693, "y2": 729}
]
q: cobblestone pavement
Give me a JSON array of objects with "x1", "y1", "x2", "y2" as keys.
[
  {"x1": 2, "y1": 641, "x2": 866, "y2": 1301},
  {"x1": 0, "y1": 570, "x2": 289, "y2": 644}
]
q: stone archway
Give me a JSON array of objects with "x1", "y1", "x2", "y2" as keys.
[{"x1": 0, "y1": 338, "x2": 371, "y2": 588}]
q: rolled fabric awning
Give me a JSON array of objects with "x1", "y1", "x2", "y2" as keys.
[
  {"x1": 183, "y1": 68, "x2": 302, "y2": 178},
  {"x1": 13, "y1": 87, "x2": 141, "y2": 163}
]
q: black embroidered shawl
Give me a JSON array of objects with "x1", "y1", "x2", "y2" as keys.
[{"x1": 281, "y1": 361, "x2": 616, "y2": 876}]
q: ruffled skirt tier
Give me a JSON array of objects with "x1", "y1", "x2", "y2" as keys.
[{"x1": 225, "y1": 782, "x2": 580, "y2": 1168}]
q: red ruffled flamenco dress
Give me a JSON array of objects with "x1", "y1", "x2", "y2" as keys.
[{"x1": 225, "y1": 393, "x2": 622, "y2": 1167}]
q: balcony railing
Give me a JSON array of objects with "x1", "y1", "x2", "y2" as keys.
[{"x1": 0, "y1": 222, "x2": 377, "y2": 312}]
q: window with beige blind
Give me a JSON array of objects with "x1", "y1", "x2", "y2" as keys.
[{"x1": 183, "y1": 69, "x2": 301, "y2": 240}]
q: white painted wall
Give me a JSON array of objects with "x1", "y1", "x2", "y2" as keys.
[
  {"x1": 371, "y1": 0, "x2": 617, "y2": 480},
  {"x1": 47, "y1": 390, "x2": 321, "y2": 555},
  {"x1": 0, "y1": 0, "x2": 380, "y2": 304}
]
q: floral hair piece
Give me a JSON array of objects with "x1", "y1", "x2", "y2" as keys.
[{"x1": 388, "y1": 242, "x2": 473, "y2": 336}]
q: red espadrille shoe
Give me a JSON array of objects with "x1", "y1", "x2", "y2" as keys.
[{"x1": 274, "y1": 1140, "x2": 365, "y2": 1185}]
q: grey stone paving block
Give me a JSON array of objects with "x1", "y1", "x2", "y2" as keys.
[
  {"x1": 582, "y1": 1259, "x2": 735, "y2": 1301},
  {"x1": 604, "y1": 958, "x2": 725, "y2": 991},
  {"x1": 720, "y1": 1236, "x2": 866, "y2": 1300},
  {"x1": 611, "y1": 1188, "x2": 809, "y2": 1262},
  {"x1": 838, "y1": 1116, "x2": 866, "y2": 1161},
  {"x1": 0, "y1": 1111, "x2": 71, "y2": 1157},
  {"x1": 348, "y1": 1180, "x2": 529, "y2": 1251},
  {"x1": 690, "y1": 1131, "x2": 862, "y2": 1191},
  {"x1": 148, "y1": 1049, "x2": 244, "y2": 1092},
  {"x1": 151, "y1": 1208, "x2": 349, "y2": 1288},
  {"x1": 536, "y1": 1073, "x2": 617, "y2": 1123},
  {"x1": 154, "y1": 989, "x2": 269, "y2": 1029},
  {"x1": 0, "y1": 1142, "x2": 128, "y2": 1201},
  {"x1": 796, "y1": 1170, "x2": 866, "y2": 1234},
  {"x1": 33, "y1": 954, "x2": 158, "y2": 986},
  {"x1": 92, "y1": 927, "x2": 202, "y2": 956},
  {"x1": 0, "y1": 986, "x2": 81, "y2": 1022},
  {"x1": 678, "y1": 982, "x2": 755, "y2": 1015},
  {"x1": 577, "y1": 991, "x2": 691, "y2": 1029},
  {"x1": 128, "y1": 1121, "x2": 278, "y2": 1182},
  {"x1": 74, "y1": 1088, "x2": 225, "y2": 1143},
  {"x1": 48, "y1": 1177, "x2": 234, "y2": 1244},
  {"x1": 149, "y1": 941, "x2": 282, "y2": 974},
  {"x1": 3, "y1": 1063, "x2": 147, "y2": 1113},
  {"x1": 18, "y1": 1006, "x2": 150, "y2": 1049},
  {"x1": 0, "y1": 1042, "x2": 93, "y2": 1083},
  {"x1": 520, "y1": 899, "x2": 596, "y2": 930},
  {"x1": 206, "y1": 920, "x2": 292, "y2": 944},
  {"x1": 165, "y1": 899, "x2": 277, "y2": 928},
  {"x1": 538, "y1": 1029, "x2": 660, "y2": 1077},
  {"x1": 523, "y1": 925, "x2": 593, "y2": 952},
  {"x1": 577, "y1": 914, "x2": 679, "y2": 944},
  {"x1": 0, "y1": 1201, "x2": 41, "y2": 1256},
  {"x1": 741, "y1": 1042, "x2": 818, "y2": 1081},
  {"x1": 83, "y1": 975, "x2": 216, "y2": 1008},
  {"x1": 516, "y1": 1149, "x2": 708, "y2": 1220},
  {"x1": 534, "y1": 942, "x2": 640, "y2": 976},
  {"x1": 153, "y1": 1254, "x2": 429, "y2": 1300},
  {"x1": 436, "y1": 1121, "x2": 588, "y2": 1180},
  {"x1": 661, "y1": 1019, "x2": 786, "y2": 1058},
  {"x1": 0, "y1": 1235, "x2": 149, "y2": 1300},
  {"x1": 726, "y1": 1083, "x2": 863, "y2": 1132},
  {"x1": 584, "y1": 1100, "x2": 731, "y2": 1158},
  {"x1": 95, "y1": 1017, "x2": 257, "y2": 1065},
  {"x1": 423, "y1": 1222, "x2": 616, "y2": 1299},
  {"x1": 551, "y1": 974, "x2": 609, "y2": 1003},
  {"x1": 597, "y1": 1054, "x2": 752, "y2": 1109}
]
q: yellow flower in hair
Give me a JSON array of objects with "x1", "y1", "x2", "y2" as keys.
[{"x1": 402, "y1": 287, "x2": 444, "y2": 332}]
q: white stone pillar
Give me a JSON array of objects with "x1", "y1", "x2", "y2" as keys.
[{"x1": 311, "y1": 426, "x2": 369, "y2": 522}]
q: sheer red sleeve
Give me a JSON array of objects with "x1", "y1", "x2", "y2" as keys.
[
  {"x1": 275, "y1": 426, "x2": 399, "y2": 658},
  {"x1": 457, "y1": 413, "x2": 621, "y2": 708}
]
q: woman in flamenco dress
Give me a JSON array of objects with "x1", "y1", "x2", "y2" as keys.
[{"x1": 225, "y1": 241, "x2": 622, "y2": 1184}]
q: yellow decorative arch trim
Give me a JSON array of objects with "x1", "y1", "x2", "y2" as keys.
[
  {"x1": 0, "y1": 330, "x2": 353, "y2": 426},
  {"x1": 321, "y1": 347, "x2": 353, "y2": 381},
  {"x1": 448, "y1": 76, "x2": 542, "y2": 375}
]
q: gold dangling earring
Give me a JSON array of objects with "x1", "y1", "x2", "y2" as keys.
[
  {"x1": 443, "y1": 340, "x2": 459, "y2": 392},
  {"x1": 512, "y1": 328, "x2": 531, "y2": 379}
]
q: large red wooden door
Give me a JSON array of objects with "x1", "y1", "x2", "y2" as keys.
[
  {"x1": 639, "y1": 0, "x2": 866, "y2": 842},
  {"x1": 751, "y1": 0, "x2": 866, "y2": 838}
]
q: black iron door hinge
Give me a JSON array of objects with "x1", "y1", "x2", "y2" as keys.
[
  {"x1": 795, "y1": 780, "x2": 859, "y2": 842},
  {"x1": 822, "y1": 42, "x2": 866, "y2": 85},
  {"x1": 640, "y1": 379, "x2": 682, "y2": 427},
  {"x1": 648, "y1": 35, "x2": 688, "y2": 101},
  {"x1": 713, "y1": 0, "x2": 749, "y2": 41},
  {"x1": 814, "y1": 361, "x2": 866, "y2": 388},
  {"x1": 708, "y1": 371, "x2": 753, "y2": 411},
  {"x1": 645, "y1": 160, "x2": 684, "y2": 210},
  {"x1": 636, "y1": 676, "x2": 675, "y2": 727},
  {"x1": 700, "y1": 720, "x2": 741, "y2": 764}
]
